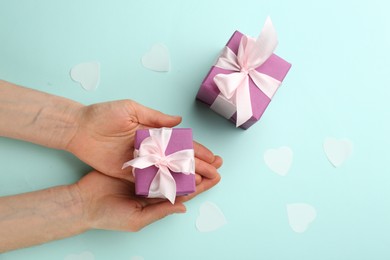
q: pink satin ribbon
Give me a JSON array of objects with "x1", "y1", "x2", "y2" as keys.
[
  {"x1": 122, "y1": 128, "x2": 195, "y2": 204},
  {"x1": 214, "y1": 17, "x2": 282, "y2": 127}
]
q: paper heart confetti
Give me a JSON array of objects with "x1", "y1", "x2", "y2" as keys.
[
  {"x1": 323, "y1": 137, "x2": 353, "y2": 167},
  {"x1": 286, "y1": 203, "x2": 317, "y2": 233},
  {"x1": 196, "y1": 201, "x2": 227, "y2": 232},
  {"x1": 264, "y1": 146, "x2": 293, "y2": 176},
  {"x1": 141, "y1": 43, "x2": 170, "y2": 72},
  {"x1": 64, "y1": 251, "x2": 95, "y2": 260},
  {"x1": 70, "y1": 62, "x2": 100, "y2": 91}
]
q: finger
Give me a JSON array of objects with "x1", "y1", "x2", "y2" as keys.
[
  {"x1": 193, "y1": 141, "x2": 215, "y2": 164},
  {"x1": 177, "y1": 173, "x2": 221, "y2": 203},
  {"x1": 212, "y1": 155, "x2": 223, "y2": 169},
  {"x1": 133, "y1": 201, "x2": 186, "y2": 231},
  {"x1": 195, "y1": 158, "x2": 219, "y2": 179},
  {"x1": 131, "y1": 101, "x2": 182, "y2": 128},
  {"x1": 194, "y1": 174, "x2": 221, "y2": 197},
  {"x1": 195, "y1": 174, "x2": 202, "y2": 185},
  {"x1": 120, "y1": 169, "x2": 135, "y2": 182}
]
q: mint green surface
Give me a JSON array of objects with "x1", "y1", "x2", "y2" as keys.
[{"x1": 1, "y1": 0, "x2": 390, "y2": 259}]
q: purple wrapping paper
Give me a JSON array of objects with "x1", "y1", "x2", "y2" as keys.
[
  {"x1": 133, "y1": 128, "x2": 196, "y2": 197},
  {"x1": 196, "y1": 30, "x2": 292, "y2": 129}
]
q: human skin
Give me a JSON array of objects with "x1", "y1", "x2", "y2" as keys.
[{"x1": 0, "y1": 80, "x2": 222, "y2": 252}]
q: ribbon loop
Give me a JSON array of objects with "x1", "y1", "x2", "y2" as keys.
[
  {"x1": 214, "y1": 72, "x2": 247, "y2": 99},
  {"x1": 213, "y1": 16, "x2": 282, "y2": 127},
  {"x1": 122, "y1": 128, "x2": 195, "y2": 204}
]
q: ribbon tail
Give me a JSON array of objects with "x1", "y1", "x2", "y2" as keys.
[
  {"x1": 122, "y1": 161, "x2": 133, "y2": 170},
  {"x1": 122, "y1": 155, "x2": 159, "y2": 170},
  {"x1": 235, "y1": 77, "x2": 253, "y2": 127},
  {"x1": 249, "y1": 70, "x2": 281, "y2": 99},
  {"x1": 148, "y1": 166, "x2": 177, "y2": 204}
]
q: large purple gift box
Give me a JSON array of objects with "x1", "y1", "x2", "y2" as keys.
[
  {"x1": 133, "y1": 128, "x2": 196, "y2": 197},
  {"x1": 196, "y1": 30, "x2": 292, "y2": 129}
]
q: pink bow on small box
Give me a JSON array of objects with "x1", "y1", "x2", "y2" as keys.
[
  {"x1": 197, "y1": 17, "x2": 292, "y2": 129},
  {"x1": 122, "y1": 128, "x2": 195, "y2": 204}
]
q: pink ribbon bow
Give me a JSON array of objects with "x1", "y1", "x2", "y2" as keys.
[
  {"x1": 214, "y1": 17, "x2": 282, "y2": 127},
  {"x1": 122, "y1": 128, "x2": 195, "y2": 204}
]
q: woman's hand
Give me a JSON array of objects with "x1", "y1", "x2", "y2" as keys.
[
  {"x1": 0, "y1": 169, "x2": 220, "y2": 252},
  {"x1": 0, "y1": 81, "x2": 222, "y2": 184},
  {"x1": 75, "y1": 170, "x2": 220, "y2": 231},
  {"x1": 66, "y1": 100, "x2": 222, "y2": 183},
  {"x1": 0, "y1": 81, "x2": 222, "y2": 252}
]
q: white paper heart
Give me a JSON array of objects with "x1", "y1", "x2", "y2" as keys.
[
  {"x1": 323, "y1": 137, "x2": 353, "y2": 167},
  {"x1": 64, "y1": 251, "x2": 95, "y2": 260},
  {"x1": 286, "y1": 203, "x2": 317, "y2": 233},
  {"x1": 196, "y1": 201, "x2": 227, "y2": 232},
  {"x1": 70, "y1": 62, "x2": 100, "y2": 91},
  {"x1": 141, "y1": 43, "x2": 170, "y2": 72},
  {"x1": 264, "y1": 146, "x2": 293, "y2": 176}
]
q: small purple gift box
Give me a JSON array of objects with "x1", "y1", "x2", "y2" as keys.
[
  {"x1": 196, "y1": 17, "x2": 292, "y2": 129},
  {"x1": 122, "y1": 128, "x2": 195, "y2": 203}
]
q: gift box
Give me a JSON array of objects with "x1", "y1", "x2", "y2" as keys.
[
  {"x1": 196, "y1": 17, "x2": 292, "y2": 129},
  {"x1": 122, "y1": 128, "x2": 195, "y2": 204}
]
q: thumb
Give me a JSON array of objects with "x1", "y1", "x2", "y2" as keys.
[
  {"x1": 137, "y1": 201, "x2": 186, "y2": 228},
  {"x1": 131, "y1": 101, "x2": 182, "y2": 128}
]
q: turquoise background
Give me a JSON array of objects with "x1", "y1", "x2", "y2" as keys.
[{"x1": 1, "y1": 0, "x2": 390, "y2": 259}]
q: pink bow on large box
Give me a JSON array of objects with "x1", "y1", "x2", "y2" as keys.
[
  {"x1": 196, "y1": 17, "x2": 292, "y2": 129},
  {"x1": 122, "y1": 128, "x2": 195, "y2": 204}
]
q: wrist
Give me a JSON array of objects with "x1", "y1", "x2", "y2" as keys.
[
  {"x1": 0, "y1": 184, "x2": 90, "y2": 252},
  {"x1": 66, "y1": 183, "x2": 92, "y2": 233},
  {"x1": 69, "y1": 180, "x2": 101, "y2": 231},
  {"x1": 43, "y1": 95, "x2": 83, "y2": 151},
  {"x1": 0, "y1": 81, "x2": 84, "y2": 150}
]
